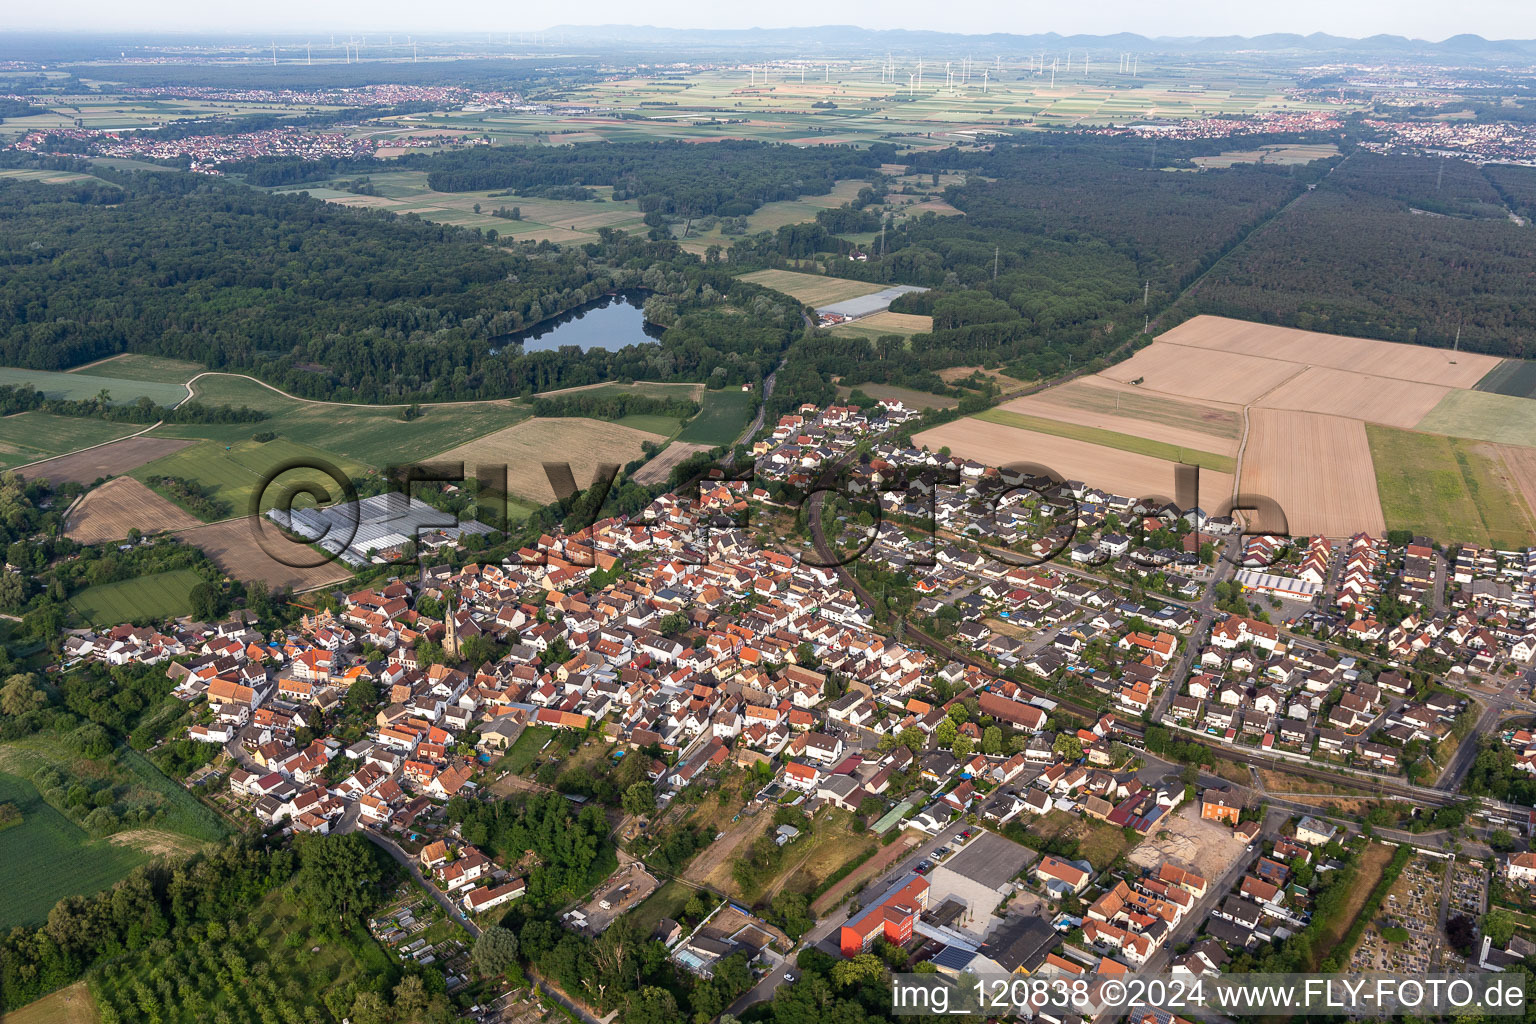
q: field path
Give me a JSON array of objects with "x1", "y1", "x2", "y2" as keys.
[
  {"x1": 181, "y1": 371, "x2": 523, "y2": 411},
  {"x1": 1232, "y1": 363, "x2": 1310, "y2": 504},
  {"x1": 10, "y1": 419, "x2": 163, "y2": 474}
]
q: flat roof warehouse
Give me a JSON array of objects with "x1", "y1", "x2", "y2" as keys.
[{"x1": 269, "y1": 493, "x2": 492, "y2": 567}]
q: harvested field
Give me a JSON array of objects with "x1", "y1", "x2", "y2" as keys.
[
  {"x1": 1006, "y1": 377, "x2": 1241, "y2": 450},
  {"x1": 738, "y1": 269, "x2": 886, "y2": 307},
  {"x1": 1127, "y1": 803, "x2": 1248, "y2": 882},
  {"x1": 913, "y1": 418, "x2": 1233, "y2": 507},
  {"x1": 173, "y1": 517, "x2": 355, "y2": 591},
  {"x1": 974, "y1": 408, "x2": 1235, "y2": 473},
  {"x1": 1157, "y1": 316, "x2": 1501, "y2": 387},
  {"x1": 1255, "y1": 366, "x2": 1451, "y2": 429},
  {"x1": 1239, "y1": 409, "x2": 1385, "y2": 537},
  {"x1": 434, "y1": 417, "x2": 666, "y2": 504},
  {"x1": 65, "y1": 478, "x2": 200, "y2": 545},
  {"x1": 19, "y1": 436, "x2": 194, "y2": 487},
  {"x1": 631, "y1": 441, "x2": 712, "y2": 487},
  {"x1": 835, "y1": 310, "x2": 933, "y2": 336},
  {"x1": 1495, "y1": 444, "x2": 1536, "y2": 532},
  {"x1": 1099, "y1": 341, "x2": 1304, "y2": 405}
]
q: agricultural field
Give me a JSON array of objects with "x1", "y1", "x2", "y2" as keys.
[
  {"x1": 276, "y1": 169, "x2": 648, "y2": 244},
  {"x1": 679, "y1": 177, "x2": 871, "y2": 252},
  {"x1": 1474, "y1": 358, "x2": 1536, "y2": 400},
  {"x1": 1157, "y1": 316, "x2": 1501, "y2": 388},
  {"x1": 158, "y1": 372, "x2": 529, "y2": 468},
  {"x1": 0, "y1": 771, "x2": 148, "y2": 930},
  {"x1": 1365, "y1": 425, "x2": 1536, "y2": 549},
  {"x1": 19, "y1": 436, "x2": 194, "y2": 488},
  {"x1": 434, "y1": 417, "x2": 666, "y2": 504},
  {"x1": 1415, "y1": 389, "x2": 1536, "y2": 446},
  {"x1": 70, "y1": 353, "x2": 204, "y2": 384},
  {"x1": 615, "y1": 412, "x2": 685, "y2": 437},
  {"x1": 0, "y1": 365, "x2": 189, "y2": 407},
  {"x1": 0, "y1": 414, "x2": 140, "y2": 473},
  {"x1": 828, "y1": 310, "x2": 934, "y2": 342},
  {"x1": 1255, "y1": 366, "x2": 1450, "y2": 429},
  {"x1": 1003, "y1": 378, "x2": 1241, "y2": 451},
  {"x1": 738, "y1": 268, "x2": 887, "y2": 308},
  {"x1": 172, "y1": 517, "x2": 356, "y2": 592},
  {"x1": 1241, "y1": 410, "x2": 1386, "y2": 537},
  {"x1": 130, "y1": 438, "x2": 368, "y2": 521},
  {"x1": 912, "y1": 416, "x2": 1233, "y2": 506},
  {"x1": 631, "y1": 441, "x2": 714, "y2": 487},
  {"x1": 68, "y1": 568, "x2": 205, "y2": 626},
  {"x1": 676, "y1": 388, "x2": 756, "y2": 445},
  {"x1": 1190, "y1": 142, "x2": 1340, "y2": 168},
  {"x1": 0, "y1": 166, "x2": 110, "y2": 187},
  {"x1": 64, "y1": 477, "x2": 201, "y2": 545},
  {"x1": 1099, "y1": 340, "x2": 1303, "y2": 405},
  {"x1": 973, "y1": 407, "x2": 1235, "y2": 473}
]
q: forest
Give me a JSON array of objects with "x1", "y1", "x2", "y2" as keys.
[
  {"x1": 413, "y1": 139, "x2": 892, "y2": 217},
  {"x1": 728, "y1": 135, "x2": 1319, "y2": 391},
  {"x1": 0, "y1": 165, "x2": 802, "y2": 402},
  {"x1": 1184, "y1": 153, "x2": 1536, "y2": 354}
]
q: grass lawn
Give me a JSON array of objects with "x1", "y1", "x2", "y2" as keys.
[
  {"x1": 1024, "y1": 809, "x2": 1133, "y2": 871},
  {"x1": 501, "y1": 725, "x2": 555, "y2": 775},
  {"x1": 152, "y1": 373, "x2": 530, "y2": 469},
  {"x1": 630, "y1": 878, "x2": 696, "y2": 937},
  {"x1": 837, "y1": 382, "x2": 959, "y2": 411},
  {"x1": 70, "y1": 354, "x2": 204, "y2": 385},
  {"x1": 0, "y1": 772, "x2": 148, "y2": 930},
  {"x1": 1366, "y1": 424, "x2": 1536, "y2": 548},
  {"x1": 0, "y1": 981, "x2": 99, "y2": 1024},
  {"x1": 677, "y1": 389, "x2": 756, "y2": 445},
  {"x1": 1318, "y1": 842, "x2": 1395, "y2": 966},
  {"x1": 0, "y1": 414, "x2": 139, "y2": 472},
  {"x1": 738, "y1": 269, "x2": 886, "y2": 308},
  {"x1": 974, "y1": 408, "x2": 1236, "y2": 474},
  {"x1": 130, "y1": 438, "x2": 369, "y2": 520},
  {"x1": 0, "y1": 366, "x2": 188, "y2": 407},
  {"x1": 69, "y1": 569, "x2": 204, "y2": 627},
  {"x1": 616, "y1": 413, "x2": 684, "y2": 437}
]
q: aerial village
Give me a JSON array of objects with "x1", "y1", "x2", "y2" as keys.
[{"x1": 55, "y1": 395, "x2": 1536, "y2": 993}]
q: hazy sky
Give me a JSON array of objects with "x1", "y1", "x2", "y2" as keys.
[{"x1": 8, "y1": 0, "x2": 1536, "y2": 40}]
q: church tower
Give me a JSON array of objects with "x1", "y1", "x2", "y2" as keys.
[{"x1": 443, "y1": 598, "x2": 461, "y2": 660}]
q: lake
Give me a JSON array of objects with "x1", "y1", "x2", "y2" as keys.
[{"x1": 497, "y1": 290, "x2": 662, "y2": 354}]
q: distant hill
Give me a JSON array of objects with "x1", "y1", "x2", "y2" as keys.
[{"x1": 542, "y1": 23, "x2": 1536, "y2": 59}]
